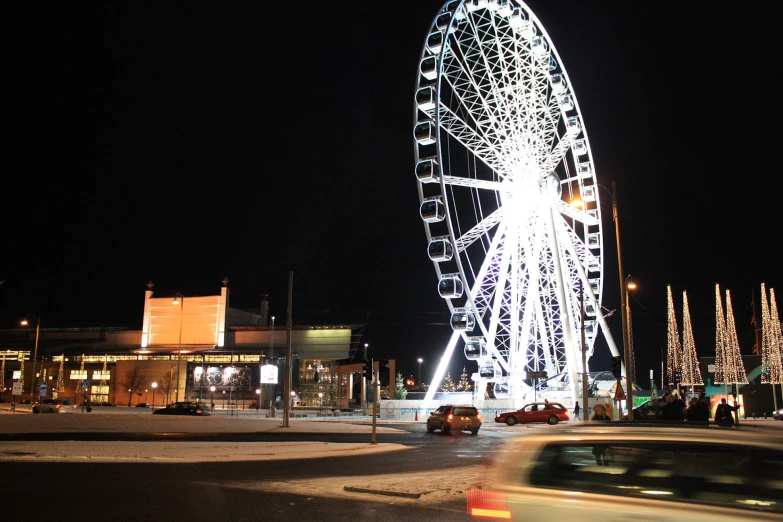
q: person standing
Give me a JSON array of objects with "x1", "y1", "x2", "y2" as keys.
[
  {"x1": 660, "y1": 393, "x2": 686, "y2": 421},
  {"x1": 714, "y1": 398, "x2": 738, "y2": 427},
  {"x1": 573, "y1": 401, "x2": 581, "y2": 420}
]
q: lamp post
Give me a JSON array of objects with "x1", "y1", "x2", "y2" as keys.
[
  {"x1": 610, "y1": 182, "x2": 635, "y2": 420},
  {"x1": 318, "y1": 391, "x2": 323, "y2": 415},
  {"x1": 145, "y1": 389, "x2": 148, "y2": 403},
  {"x1": 172, "y1": 293, "x2": 184, "y2": 403},
  {"x1": 269, "y1": 315, "x2": 275, "y2": 410},
  {"x1": 255, "y1": 388, "x2": 260, "y2": 412},
  {"x1": 210, "y1": 385, "x2": 216, "y2": 412},
  {"x1": 580, "y1": 280, "x2": 589, "y2": 422},
  {"x1": 151, "y1": 382, "x2": 157, "y2": 411},
  {"x1": 20, "y1": 316, "x2": 41, "y2": 408},
  {"x1": 128, "y1": 388, "x2": 132, "y2": 407},
  {"x1": 625, "y1": 275, "x2": 638, "y2": 394},
  {"x1": 417, "y1": 358, "x2": 423, "y2": 392}
]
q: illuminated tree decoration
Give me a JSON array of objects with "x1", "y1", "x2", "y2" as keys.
[
  {"x1": 763, "y1": 286, "x2": 783, "y2": 384},
  {"x1": 713, "y1": 284, "x2": 728, "y2": 384},
  {"x1": 0, "y1": 351, "x2": 5, "y2": 393},
  {"x1": 723, "y1": 290, "x2": 748, "y2": 384},
  {"x1": 680, "y1": 291, "x2": 704, "y2": 386},
  {"x1": 19, "y1": 354, "x2": 25, "y2": 392},
  {"x1": 74, "y1": 354, "x2": 85, "y2": 396},
  {"x1": 666, "y1": 285, "x2": 682, "y2": 385},
  {"x1": 56, "y1": 354, "x2": 65, "y2": 393},
  {"x1": 99, "y1": 354, "x2": 108, "y2": 395},
  {"x1": 457, "y1": 367, "x2": 471, "y2": 392}
]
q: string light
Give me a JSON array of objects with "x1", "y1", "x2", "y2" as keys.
[
  {"x1": 680, "y1": 291, "x2": 704, "y2": 386},
  {"x1": 723, "y1": 290, "x2": 748, "y2": 384},
  {"x1": 761, "y1": 285, "x2": 783, "y2": 384},
  {"x1": 666, "y1": 285, "x2": 682, "y2": 386},
  {"x1": 714, "y1": 284, "x2": 727, "y2": 384},
  {"x1": 74, "y1": 354, "x2": 85, "y2": 397},
  {"x1": 56, "y1": 354, "x2": 65, "y2": 394}
]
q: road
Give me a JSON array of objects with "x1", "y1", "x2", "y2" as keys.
[{"x1": 0, "y1": 408, "x2": 779, "y2": 521}]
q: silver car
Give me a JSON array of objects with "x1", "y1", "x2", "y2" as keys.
[
  {"x1": 467, "y1": 424, "x2": 782, "y2": 521},
  {"x1": 32, "y1": 398, "x2": 77, "y2": 413}
]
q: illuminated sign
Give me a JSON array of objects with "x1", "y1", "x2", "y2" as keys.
[{"x1": 261, "y1": 364, "x2": 278, "y2": 384}]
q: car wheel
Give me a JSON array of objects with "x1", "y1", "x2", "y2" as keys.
[
  {"x1": 548, "y1": 415, "x2": 559, "y2": 425},
  {"x1": 471, "y1": 428, "x2": 479, "y2": 435},
  {"x1": 506, "y1": 416, "x2": 517, "y2": 426},
  {"x1": 426, "y1": 423, "x2": 435, "y2": 433},
  {"x1": 441, "y1": 423, "x2": 451, "y2": 435},
  {"x1": 32, "y1": 407, "x2": 40, "y2": 414}
]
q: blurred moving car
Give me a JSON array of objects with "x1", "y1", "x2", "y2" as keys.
[
  {"x1": 467, "y1": 424, "x2": 783, "y2": 521},
  {"x1": 494, "y1": 401, "x2": 569, "y2": 425},
  {"x1": 152, "y1": 401, "x2": 211, "y2": 416},
  {"x1": 135, "y1": 402, "x2": 150, "y2": 408},
  {"x1": 774, "y1": 408, "x2": 782, "y2": 421},
  {"x1": 426, "y1": 405, "x2": 481, "y2": 435},
  {"x1": 93, "y1": 402, "x2": 115, "y2": 407},
  {"x1": 32, "y1": 399, "x2": 77, "y2": 413}
]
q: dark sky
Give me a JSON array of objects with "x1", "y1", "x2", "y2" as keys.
[{"x1": 6, "y1": 1, "x2": 781, "y2": 385}]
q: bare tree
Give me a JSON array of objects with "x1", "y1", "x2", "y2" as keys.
[
  {"x1": 121, "y1": 367, "x2": 149, "y2": 407},
  {"x1": 159, "y1": 368, "x2": 177, "y2": 405}
]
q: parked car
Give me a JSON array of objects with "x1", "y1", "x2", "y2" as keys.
[
  {"x1": 622, "y1": 399, "x2": 663, "y2": 421},
  {"x1": 152, "y1": 401, "x2": 211, "y2": 416},
  {"x1": 467, "y1": 423, "x2": 783, "y2": 521},
  {"x1": 774, "y1": 408, "x2": 783, "y2": 421},
  {"x1": 426, "y1": 404, "x2": 481, "y2": 435},
  {"x1": 93, "y1": 401, "x2": 115, "y2": 407},
  {"x1": 135, "y1": 402, "x2": 150, "y2": 408},
  {"x1": 32, "y1": 399, "x2": 77, "y2": 413},
  {"x1": 494, "y1": 401, "x2": 569, "y2": 425}
]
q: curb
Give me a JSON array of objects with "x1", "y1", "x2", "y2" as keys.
[{"x1": 343, "y1": 486, "x2": 422, "y2": 499}]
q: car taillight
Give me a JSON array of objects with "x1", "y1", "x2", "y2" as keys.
[
  {"x1": 466, "y1": 489, "x2": 511, "y2": 519},
  {"x1": 448, "y1": 413, "x2": 453, "y2": 421},
  {"x1": 55, "y1": 404, "x2": 61, "y2": 409},
  {"x1": 195, "y1": 409, "x2": 202, "y2": 414},
  {"x1": 476, "y1": 413, "x2": 481, "y2": 420}
]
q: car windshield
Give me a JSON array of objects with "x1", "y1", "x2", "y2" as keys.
[{"x1": 453, "y1": 407, "x2": 476, "y2": 416}]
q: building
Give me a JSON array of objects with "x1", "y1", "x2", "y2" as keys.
[{"x1": 0, "y1": 281, "x2": 393, "y2": 409}]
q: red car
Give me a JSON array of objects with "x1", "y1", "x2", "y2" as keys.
[{"x1": 494, "y1": 401, "x2": 569, "y2": 425}]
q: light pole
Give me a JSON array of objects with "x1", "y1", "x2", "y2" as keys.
[
  {"x1": 210, "y1": 385, "x2": 216, "y2": 412},
  {"x1": 318, "y1": 391, "x2": 323, "y2": 415},
  {"x1": 580, "y1": 280, "x2": 589, "y2": 422},
  {"x1": 610, "y1": 182, "x2": 635, "y2": 420},
  {"x1": 269, "y1": 315, "x2": 275, "y2": 410},
  {"x1": 417, "y1": 358, "x2": 423, "y2": 392},
  {"x1": 255, "y1": 388, "x2": 260, "y2": 412},
  {"x1": 145, "y1": 389, "x2": 148, "y2": 403},
  {"x1": 172, "y1": 293, "x2": 184, "y2": 403},
  {"x1": 151, "y1": 382, "x2": 157, "y2": 411},
  {"x1": 128, "y1": 388, "x2": 132, "y2": 407},
  {"x1": 20, "y1": 316, "x2": 41, "y2": 408}
]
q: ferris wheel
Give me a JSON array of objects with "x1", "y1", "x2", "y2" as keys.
[{"x1": 413, "y1": 0, "x2": 620, "y2": 407}]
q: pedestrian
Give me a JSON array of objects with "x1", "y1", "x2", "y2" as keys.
[
  {"x1": 660, "y1": 393, "x2": 685, "y2": 421},
  {"x1": 591, "y1": 403, "x2": 611, "y2": 421},
  {"x1": 685, "y1": 397, "x2": 700, "y2": 421},
  {"x1": 714, "y1": 398, "x2": 738, "y2": 427},
  {"x1": 211, "y1": 401, "x2": 216, "y2": 413},
  {"x1": 573, "y1": 401, "x2": 581, "y2": 420}
]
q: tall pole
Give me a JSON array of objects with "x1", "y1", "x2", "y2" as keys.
[
  {"x1": 418, "y1": 358, "x2": 423, "y2": 393},
  {"x1": 174, "y1": 294, "x2": 184, "y2": 403},
  {"x1": 269, "y1": 315, "x2": 275, "y2": 410},
  {"x1": 22, "y1": 317, "x2": 41, "y2": 408},
  {"x1": 581, "y1": 281, "x2": 589, "y2": 422},
  {"x1": 283, "y1": 271, "x2": 293, "y2": 428},
  {"x1": 613, "y1": 181, "x2": 634, "y2": 420}
]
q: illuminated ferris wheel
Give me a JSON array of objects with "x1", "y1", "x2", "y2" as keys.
[{"x1": 413, "y1": 0, "x2": 620, "y2": 406}]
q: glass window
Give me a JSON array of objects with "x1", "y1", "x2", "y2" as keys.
[{"x1": 528, "y1": 442, "x2": 783, "y2": 514}]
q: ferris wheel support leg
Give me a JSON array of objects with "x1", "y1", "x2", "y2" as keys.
[
  {"x1": 552, "y1": 216, "x2": 622, "y2": 359},
  {"x1": 423, "y1": 330, "x2": 462, "y2": 410}
]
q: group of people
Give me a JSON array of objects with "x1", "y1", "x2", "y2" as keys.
[{"x1": 573, "y1": 394, "x2": 740, "y2": 426}]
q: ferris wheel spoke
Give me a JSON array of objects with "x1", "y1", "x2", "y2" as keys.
[
  {"x1": 554, "y1": 199, "x2": 598, "y2": 227},
  {"x1": 454, "y1": 206, "x2": 503, "y2": 252},
  {"x1": 439, "y1": 104, "x2": 509, "y2": 176}
]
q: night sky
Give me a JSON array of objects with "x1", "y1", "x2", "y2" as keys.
[{"x1": 6, "y1": 1, "x2": 781, "y2": 385}]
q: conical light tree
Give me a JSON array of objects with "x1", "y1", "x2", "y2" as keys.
[
  {"x1": 56, "y1": 354, "x2": 65, "y2": 394},
  {"x1": 99, "y1": 354, "x2": 108, "y2": 400},
  {"x1": 714, "y1": 284, "x2": 728, "y2": 384},
  {"x1": 666, "y1": 285, "x2": 682, "y2": 386},
  {"x1": 74, "y1": 354, "x2": 85, "y2": 397},
  {"x1": 761, "y1": 286, "x2": 783, "y2": 384},
  {"x1": 680, "y1": 291, "x2": 704, "y2": 387},
  {"x1": 19, "y1": 355, "x2": 25, "y2": 393},
  {"x1": 0, "y1": 351, "x2": 5, "y2": 393},
  {"x1": 723, "y1": 290, "x2": 748, "y2": 385}
]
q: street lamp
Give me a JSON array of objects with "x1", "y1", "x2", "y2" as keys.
[
  {"x1": 172, "y1": 294, "x2": 184, "y2": 403},
  {"x1": 145, "y1": 389, "x2": 148, "y2": 403},
  {"x1": 128, "y1": 388, "x2": 132, "y2": 407},
  {"x1": 417, "y1": 358, "x2": 423, "y2": 392},
  {"x1": 151, "y1": 382, "x2": 157, "y2": 411},
  {"x1": 20, "y1": 316, "x2": 41, "y2": 408},
  {"x1": 269, "y1": 315, "x2": 275, "y2": 410},
  {"x1": 318, "y1": 391, "x2": 323, "y2": 415},
  {"x1": 580, "y1": 280, "x2": 589, "y2": 423},
  {"x1": 573, "y1": 181, "x2": 635, "y2": 420},
  {"x1": 210, "y1": 385, "x2": 216, "y2": 412},
  {"x1": 624, "y1": 275, "x2": 638, "y2": 407}
]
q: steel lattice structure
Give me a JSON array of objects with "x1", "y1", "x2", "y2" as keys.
[{"x1": 413, "y1": 0, "x2": 621, "y2": 408}]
